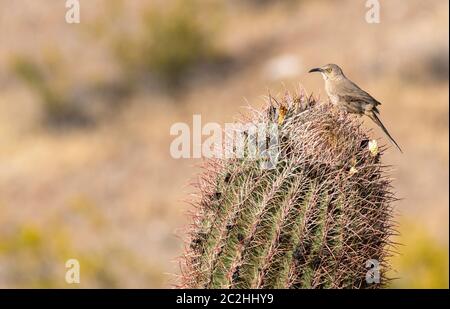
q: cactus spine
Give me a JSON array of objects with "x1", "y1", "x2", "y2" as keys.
[{"x1": 180, "y1": 91, "x2": 397, "y2": 289}]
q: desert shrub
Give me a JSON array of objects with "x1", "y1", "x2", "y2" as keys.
[
  {"x1": 114, "y1": 0, "x2": 221, "y2": 88},
  {"x1": 10, "y1": 55, "x2": 89, "y2": 127},
  {"x1": 389, "y1": 221, "x2": 448, "y2": 288}
]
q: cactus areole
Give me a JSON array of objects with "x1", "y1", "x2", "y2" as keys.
[{"x1": 180, "y1": 91, "x2": 397, "y2": 289}]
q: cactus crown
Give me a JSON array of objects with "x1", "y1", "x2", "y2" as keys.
[{"x1": 179, "y1": 90, "x2": 397, "y2": 289}]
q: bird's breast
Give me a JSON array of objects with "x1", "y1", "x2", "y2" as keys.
[
  {"x1": 325, "y1": 82, "x2": 340, "y2": 105},
  {"x1": 329, "y1": 94, "x2": 340, "y2": 105}
]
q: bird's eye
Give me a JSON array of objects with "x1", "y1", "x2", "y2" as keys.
[{"x1": 326, "y1": 68, "x2": 332, "y2": 73}]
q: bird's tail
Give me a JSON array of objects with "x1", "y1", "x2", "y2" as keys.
[{"x1": 368, "y1": 112, "x2": 403, "y2": 153}]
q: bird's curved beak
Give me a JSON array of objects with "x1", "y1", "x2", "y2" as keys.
[{"x1": 308, "y1": 68, "x2": 323, "y2": 73}]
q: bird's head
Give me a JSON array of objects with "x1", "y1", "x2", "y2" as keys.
[{"x1": 308, "y1": 64, "x2": 345, "y2": 81}]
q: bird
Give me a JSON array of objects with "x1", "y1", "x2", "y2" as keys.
[{"x1": 309, "y1": 63, "x2": 402, "y2": 153}]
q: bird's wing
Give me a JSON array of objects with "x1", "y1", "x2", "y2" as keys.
[{"x1": 339, "y1": 79, "x2": 382, "y2": 114}]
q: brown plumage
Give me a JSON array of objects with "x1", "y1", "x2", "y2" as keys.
[{"x1": 309, "y1": 64, "x2": 402, "y2": 153}]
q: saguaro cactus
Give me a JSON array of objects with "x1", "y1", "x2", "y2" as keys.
[{"x1": 179, "y1": 91, "x2": 397, "y2": 289}]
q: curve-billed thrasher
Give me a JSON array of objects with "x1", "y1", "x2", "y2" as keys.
[{"x1": 309, "y1": 64, "x2": 402, "y2": 153}]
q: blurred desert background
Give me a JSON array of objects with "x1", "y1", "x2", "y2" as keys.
[{"x1": 0, "y1": 0, "x2": 448, "y2": 288}]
